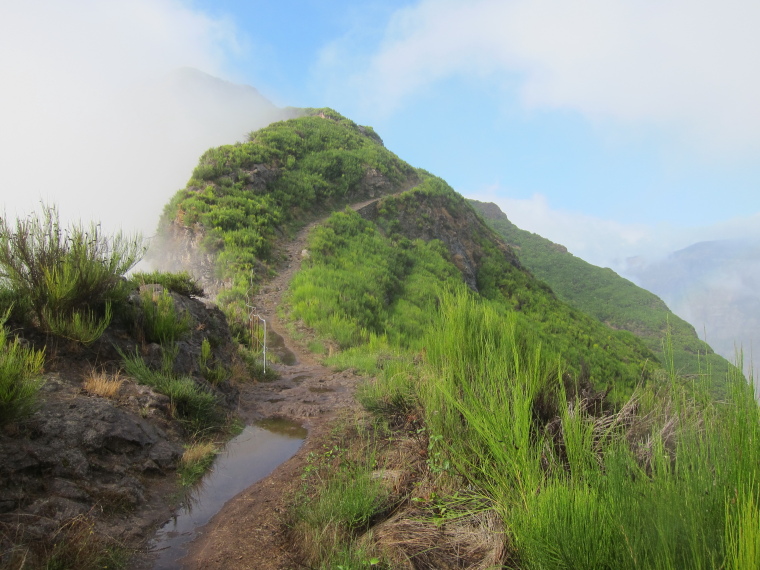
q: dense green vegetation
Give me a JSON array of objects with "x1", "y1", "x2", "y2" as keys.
[
  {"x1": 287, "y1": 177, "x2": 660, "y2": 398},
  {"x1": 418, "y1": 291, "x2": 759, "y2": 569},
  {"x1": 0, "y1": 204, "x2": 143, "y2": 343},
  {"x1": 288, "y1": 207, "x2": 462, "y2": 350},
  {"x1": 287, "y1": 287, "x2": 759, "y2": 568},
  {"x1": 0, "y1": 204, "x2": 236, "y2": 433},
  {"x1": 470, "y1": 199, "x2": 731, "y2": 380},
  {"x1": 0, "y1": 205, "x2": 143, "y2": 424},
  {"x1": 0, "y1": 321, "x2": 45, "y2": 425},
  {"x1": 159, "y1": 108, "x2": 418, "y2": 337}
]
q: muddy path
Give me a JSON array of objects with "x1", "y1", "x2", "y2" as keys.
[{"x1": 166, "y1": 200, "x2": 382, "y2": 569}]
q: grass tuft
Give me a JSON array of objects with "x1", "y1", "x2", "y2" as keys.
[
  {"x1": 82, "y1": 370, "x2": 123, "y2": 398},
  {"x1": 139, "y1": 288, "x2": 192, "y2": 345},
  {"x1": 119, "y1": 348, "x2": 223, "y2": 433},
  {"x1": 178, "y1": 442, "x2": 217, "y2": 487},
  {"x1": 44, "y1": 303, "x2": 112, "y2": 345}
]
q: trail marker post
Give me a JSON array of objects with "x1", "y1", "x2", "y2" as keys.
[{"x1": 246, "y1": 279, "x2": 267, "y2": 373}]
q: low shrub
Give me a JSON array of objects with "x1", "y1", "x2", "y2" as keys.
[
  {"x1": 140, "y1": 289, "x2": 192, "y2": 345},
  {"x1": 43, "y1": 303, "x2": 112, "y2": 345},
  {"x1": 0, "y1": 204, "x2": 143, "y2": 331},
  {"x1": 130, "y1": 270, "x2": 204, "y2": 298},
  {"x1": 0, "y1": 324, "x2": 45, "y2": 425}
]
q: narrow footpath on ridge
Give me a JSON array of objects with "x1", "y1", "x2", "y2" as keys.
[{"x1": 179, "y1": 198, "x2": 384, "y2": 569}]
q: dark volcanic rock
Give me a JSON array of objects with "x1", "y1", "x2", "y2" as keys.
[
  {"x1": 0, "y1": 283, "x2": 240, "y2": 561},
  {"x1": 0, "y1": 389, "x2": 179, "y2": 515}
]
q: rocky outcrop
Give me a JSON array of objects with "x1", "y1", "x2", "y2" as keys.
[
  {"x1": 0, "y1": 286, "x2": 241, "y2": 564},
  {"x1": 358, "y1": 191, "x2": 521, "y2": 292}
]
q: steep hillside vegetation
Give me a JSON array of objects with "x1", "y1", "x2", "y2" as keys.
[
  {"x1": 289, "y1": 177, "x2": 659, "y2": 396},
  {"x1": 151, "y1": 109, "x2": 758, "y2": 569},
  {"x1": 470, "y1": 200, "x2": 732, "y2": 381},
  {"x1": 157, "y1": 109, "x2": 660, "y2": 397},
  {"x1": 154, "y1": 108, "x2": 419, "y2": 339}
]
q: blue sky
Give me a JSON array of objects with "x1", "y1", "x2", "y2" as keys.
[{"x1": 2, "y1": 0, "x2": 759, "y2": 269}]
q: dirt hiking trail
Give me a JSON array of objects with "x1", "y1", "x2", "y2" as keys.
[{"x1": 174, "y1": 200, "x2": 381, "y2": 569}]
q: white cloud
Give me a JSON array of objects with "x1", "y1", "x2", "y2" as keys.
[
  {"x1": 354, "y1": 0, "x2": 760, "y2": 156},
  {"x1": 0, "y1": 0, "x2": 279, "y2": 239}
]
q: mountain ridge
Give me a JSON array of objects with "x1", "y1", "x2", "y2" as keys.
[{"x1": 469, "y1": 199, "x2": 732, "y2": 379}]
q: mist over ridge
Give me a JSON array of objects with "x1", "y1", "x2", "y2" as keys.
[
  {"x1": 626, "y1": 238, "x2": 760, "y2": 380},
  {"x1": 1, "y1": 66, "x2": 293, "y2": 239}
]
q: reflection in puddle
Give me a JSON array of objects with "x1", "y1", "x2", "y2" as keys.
[
  {"x1": 267, "y1": 330, "x2": 297, "y2": 366},
  {"x1": 256, "y1": 417, "x2": 308, "y2": 438},
  {"x1": 150, "y1": 419, "x2": 306, "y2": 569}
]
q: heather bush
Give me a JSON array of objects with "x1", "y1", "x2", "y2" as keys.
[{"x1": 0, "y1": 204, "x2": 143, "y2": 341}]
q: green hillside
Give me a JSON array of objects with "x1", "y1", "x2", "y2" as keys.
[
  {"x1": 470, "y1": 200, "x2": 732, "y2": 380},
  {"x1": 289, "y1": 176, "x2": 659, "y2": 397},
  {"x1": 153, "y1": 109, "x2": 759, "y2": 569},
  {"x1": 158, "y1": 109, "x2": 660, "y2": 397}
]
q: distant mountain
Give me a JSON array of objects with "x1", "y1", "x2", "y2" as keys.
[
  {"x1": 625, "y1": 239, "x2": 760, "y2": 377},
  {"x1": 470, "y1": 200, "x2": 733, "y2": 380}
]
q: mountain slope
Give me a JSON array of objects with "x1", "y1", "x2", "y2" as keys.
[
  {"x1": 151, "y1": 108, "x2": 759, "y2": 569},
  {"x1": 289, "y1": 177, "x2": 659, "y2": 394},
  {"x1": 470, "y1": 200, "x2": 732, "y2": 380},
  {"x1": 155, "y1": 108, "x2": 662, "y2": 396}
]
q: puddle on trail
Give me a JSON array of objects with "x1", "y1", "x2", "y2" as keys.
[
  {"x1": 268, "y1": 330, "x2": 297, "y2": 365},
  {"x1": 149, "y1": 418, "x2": 306, "y2": 570},
  {"x1": 308, "y1": 386, "x2": 335, "y2": 394}
]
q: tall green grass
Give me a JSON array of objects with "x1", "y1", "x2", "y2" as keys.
[
  {"x1": 119, "y1": 349, "x2": 222, "y2": 434},
  {"x1": 421, "y1": 289, "x2": 555, "y2": 508},
  {"x1": 417, "y1": 289, "x2": 760, "y2": 569},
  {"x1": 139, "y1": 288, "x2": 192, "y2": 345}
]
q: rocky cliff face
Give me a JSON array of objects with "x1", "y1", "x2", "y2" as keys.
[{"x1": 148, "y1": 221, "x2": 229, "y2": 299}]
